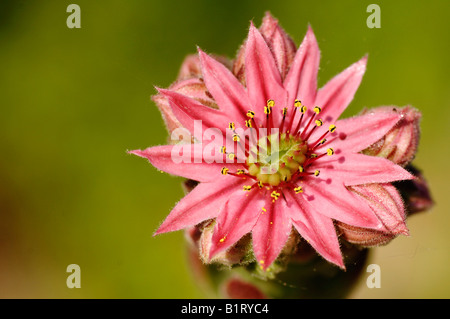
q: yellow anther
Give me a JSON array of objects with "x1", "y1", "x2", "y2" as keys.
[
  {"x1": 219, "y1": 236, "x2": 226, "y2": 243},
  {"x1": 327, "y1": 148, "x2": 334, "y2": 156},
  {"x1": 329, "y1": 124, "x2": 337, "y2": 133},
  {"x1": 314, "y1": 170, "x2": 320, "y2": 177},
  {"x1": 245, "y1": 119, "x2": 253, "y2": 128},
  {"x1": 243, "y1": 185, "x2": 252, "y2": 191},
  {"x1": 228, "y1": 122, "x2": 235, "y2": 130},
  {"x1": 258, "y1": 181, "x2": 264, "y2": 189},
  {"x1": 282, "y1": 107, "x2": 288, "y2": 116},
  {"x1": 294, "y1": 186, "x2": 303, "y2": 194},
  {"x1": 246, "y1": 110, "x2": 255, "y2": 118},
  {"x1": 320, "y1": 138, "x2": 327, "y2": 145},
  {"x1": 262, "y1": 207, "x2": 267, "y2": 212},
  {"x1": 220, "y1": 146, "x2": 226, "y2": 154},
  {"x1": 315, "y1": 119, "x2": 323, "y2": 127},
  {"x1": 298, "y1": 165, "x2": 304, "y2": 173},
  {"x1": 221, "y1": 167, "x2": 229, "y2": 175},
  {"x1": 271, "y1": 191, "x2": 281, "y2": 200},
  {"x1": 264, "y1": 106, "x2": 272, "y2": 115},
  {"x1": 313, "y1": 106, "x2": 322, "y2": 114},
  {"x1": 259, "y1": 260, "x2": 265, "y2": 264},
  {"x1": 294, "y1": 99, "x2": 302, "y2": 108},
  {"x1": 310, "y1": 153, "x2": 318, "y2": 158},
  {"x1": 232, "y1": 134, "x2": 240, "y2": 142},
  {"x1": 266, "y1": 99, "x2": 275, "y2": 108},
  {"x1": 236, "y1": 169, "x2": 245, "y2": 175},
  {"x1": 228, "y1": 153, "x2": 236, "y2": 160},
  {"x1": 300, "y1": 105, "x2": 307, "y2": 113}
]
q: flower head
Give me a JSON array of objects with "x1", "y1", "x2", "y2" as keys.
[{"x1": 131, "y1": 14, "x2": 419, "y2": 270}]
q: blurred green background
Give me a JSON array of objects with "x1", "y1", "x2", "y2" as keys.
[{"x1": 0, "y1": 0, "x2": 449, "y2": 298}]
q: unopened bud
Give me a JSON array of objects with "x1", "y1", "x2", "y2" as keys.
[
  {"x1": 363, "y1": 106, "x2": 421, "y2": 167},
  {"x1": 339, "y1": 183, "x2": 409, "y2": 247},
  {"x1": 233, "y1": 12, "x2": 297, "y2": 85},
  {"x1": 152, "y1": 78, "x2": 217, "y2": 135}
]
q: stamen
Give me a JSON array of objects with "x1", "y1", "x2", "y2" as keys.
[
  {"x1": 228, "y1": 122, "x2": 236, "y2": 130},
  {"x1": 246, "y1": 110, "x2": 255, "y2": 118},
  {"x1": 314, "y1": 170, "x2": 320, "y2": 177},
  {"x1": 271, "y1": 190, "x2": 281, "y2": 201},
  {"x1": 221, "y1": 167, "x2": 229, "y2": 175},
  {"x1": 300, "y1": 106, "x2": 319, "y2": 139},
  {"x1": 293, "y1": 104, "x2": 307, "y2": 135},
  {"x1": 308, "y1": 148, "x2": 335, "y2": 162},
  {"x1": 286, "y1": 99, "x2": 301, "y2": 134},
  {"x1": 265, "y1": 99, "x2": 274, "y2": 135},
  {"x1": 279, "y1": 107, "x2": 288, "y2": 133},
  {"x1": 294, "y1": 186, "x2": 303, "y2": 194},
  {"x1": 329, "y1": 124, "x2": 337, "y2": 133},
  {"x1": 243, "y1": 185, "x2": 252, "y2": 191},
  {"x1": 303, "y1": 118, "x2": 323, "y2": 141},
  {"x1": 327, "y1": 148, "x2": 334, "y2": 156}
]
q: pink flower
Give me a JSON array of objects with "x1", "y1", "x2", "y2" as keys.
[{"x1": 131, "y1": 15, "x2": 416, "y2": 270}]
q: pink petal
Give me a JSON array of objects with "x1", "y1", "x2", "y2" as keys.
[
  {"x1": 318, "y1": 111, "x2": 402, "y2": 153},
  {"x1": 284, "y1": 190, "x2": 344, "y2": 268},
  {"x1": 302, "y1": 177, "x2": 383, "y2": 230},
  {"x1": 284, "y1": 25, "x2": 320, "y2": 114},
  {"x1": 198, "y1": 49, "x2": 251, "y2": 121},
  {"x1": 314, "y1": 153, "x2": 414, "y2": 186},
  {"x1": 154, "y1": 178, "x2": 247, "y2": 235},
  {"x1": 209, "y1": 189, "x2": 266, "y2": 258},
  {"x1": 349, "y1": 183, "x2": 408, "y2": 235},
  {"x1": 158, "y1": 88, "x2": 231, "y2": 142},
  {"x1": 251, "y1": 196, "x2": 292, "y2": 270},
  {"x1": 315, "y1": 56, "x2": 367, "y2": 124},
  {"x1": 129, "y1": 145, "x2": 244, "y2": 183},
  {"x1": 245, "y1": 23, "x2": 287, "y2": 125}
]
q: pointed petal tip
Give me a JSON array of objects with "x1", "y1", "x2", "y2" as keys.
[
  {"x1": 263, "y1": 11, "x2": 275, "y2": 19},
  {"x1": 154, "y1": 86, "x2": 167, "y2": 96},
  {"x1": 196, "y1": 46, "x2": 205, "y2": 56},
  {"x1": 331, "y1": 252, "x2": 346, "y2": 270},
  {"x1": 400, "y1": 228, "x2": 410, "y2": 236},
  {"x1": 359, "y1": 54, "x2": 368, "y2": 66},
  {"x1": 337, "y1": 261, "x2": 346, "y2": 271},
  {"x1": 128, "y1": 149, "x2": 145, "y2": 157},
  {"x1": 304, "y1": 24, "x2": 318, "y2": 42},
  {"x1": 395, "y1": 222, "x2": 410, "y2": 236}
]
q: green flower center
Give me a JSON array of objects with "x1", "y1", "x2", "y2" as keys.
[{"x1": 246, "y1": 133, "x2": 307, "y2": 186}]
